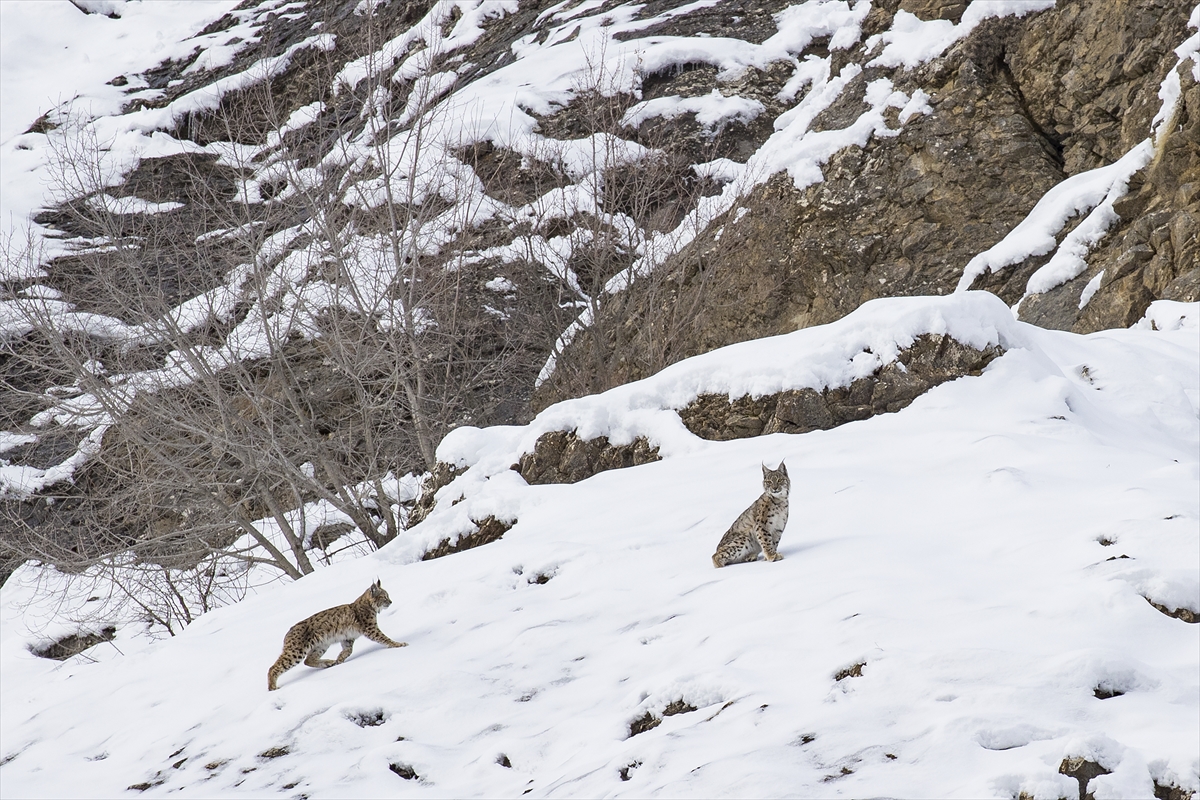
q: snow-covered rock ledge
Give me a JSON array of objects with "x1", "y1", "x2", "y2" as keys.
[{"x1": 408, "y1": 291, "x2": 1022, "y2": 547}]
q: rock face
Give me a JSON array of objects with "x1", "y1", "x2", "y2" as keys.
[
  {"x1": 407, "y1": 463, "x2": 464, "y2": 529},
  {"x1": 534, "y1": 0, "x2": 1196, "y2": 404},
  {"x1": 1058, "y1": 755, "x2": 1112, "y2": 800},
  {"x1": 1021, "y1": 66, "x2": 1200, "y2": 331},
  {"x1": 421, "y1": 515, "x2": 512, "y2": 560},
  {"x1": 1146, "y1": 597, "x2": 1199, "y2": 624},
  {"x1": 516, "y1": 430, "x2": 661, "y2": 486},
  {"x1": 1007, "y1": 0, "x2": 1199, "y2": 331},
  {"x1": 680, "y1": 334, "x2": 1003, "y2": 440}
]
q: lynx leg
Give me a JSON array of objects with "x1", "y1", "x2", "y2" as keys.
[
  {"x1": 333, "y1": 639, "x2": 354, "y2": 665},
  {"x1": 304, "y1": 648, "x2": 336, "y2": 669},
  {"x1": 268, "y1": 650, "x2": 304, "y2": 691},
  {"x1": 363, "y1": 624, "x2": 406, "y2": 648},
  {"x1": 756, "y1": 529, "x2": 783, "y2": 562},
  {"x1": 714, "y1": 537, "x2": 757, "y2": 568}
]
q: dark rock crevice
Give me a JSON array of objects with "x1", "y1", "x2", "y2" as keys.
[{"x1": 997, "y1": 54, "x2": 1066, "y2": 175}]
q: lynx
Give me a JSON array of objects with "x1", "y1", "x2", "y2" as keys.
[
  {"x1": 712, "y1": 462, "x2": 790, "y2": 568},
  {"x1": 267, "y1": 580, "x2": 406, "y2": 691}
]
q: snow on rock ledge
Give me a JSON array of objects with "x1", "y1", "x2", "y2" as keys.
[
  {"x1": 440, "y1": 291, "x2": 1020, "y2": 472},
  {"x1": 680, "y1": 333, "x2": 1003, "y2": 440}
]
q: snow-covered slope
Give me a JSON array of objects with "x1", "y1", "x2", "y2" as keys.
[{"x1": 2, "y1": 292, "x2": 1196, "y2": 798}]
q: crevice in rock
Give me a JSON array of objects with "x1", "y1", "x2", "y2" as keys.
[
  {"x1": 1059, "y1": 756, "x2": 1111, "y2": 800},
  {"x1": 998, "y1": 54, "x2": 1065, "y2": 175}
]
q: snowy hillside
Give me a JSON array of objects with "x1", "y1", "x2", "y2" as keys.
[
  {"x1": 2, "y1": 292, "x2": 1197, "y2": 799},
  {"x1": 1, "y1": 1, "x2": 1198, "y2": 797}
]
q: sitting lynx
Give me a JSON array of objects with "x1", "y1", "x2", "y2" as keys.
[
  {"x1": 267, "y1": 580, "x2": 406, "y2": 691},
  {"x1": 712, "y1": 462, "x2": 790, "y2": 568}
]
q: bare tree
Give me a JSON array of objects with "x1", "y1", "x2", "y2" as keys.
[
  {"x1": 1, "y1": 2, "x2": 733, "y2": 634},
  {"x1": 1, "y1": 9, "x2": 500, "y2": 621}
]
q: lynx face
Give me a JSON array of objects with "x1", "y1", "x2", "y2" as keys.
[
  {"x1": 762, "y1": 462, "x2": 789, "y2": 497},
  {"x1": 368, "y1": 580, "x2": 392, "y2": 609}
]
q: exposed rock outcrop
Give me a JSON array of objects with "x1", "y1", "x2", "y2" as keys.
[
  {"x1": 679, "y1": 334, "x2": 1002, "y2": 440},
  {"x1": 421, "y1": 515, "x2": 512, "y2": 560},
  {"x1": 516, "y1": 430, "x2": 661, "y2": 486},
  {"x1": 31, "y1": 625, "x2": 117, "y2": 661},
  {"x1": 407, "y1": 462, "x2": 464, "y2": 528},
  {"x1": 1145, "y1": 597, "x2": 1199, "y2": 623},
  {"x1": 1022, "y1": 64, "x2": 1200, "y2": 331}
]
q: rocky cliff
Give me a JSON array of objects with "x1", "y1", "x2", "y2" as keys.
[{"x1": 534, "y1": 0, "x2": 1198, "y2": 400}]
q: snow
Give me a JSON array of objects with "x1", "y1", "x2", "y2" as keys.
[
  {"x1": 0, "y1": 0, "x2": 244, "y2": 267},
  {"x1": 2, "y1": 0, "x2": 1116, "y2": 491},
  {"x1": 867, "y1": 0, "x2": 1056, "y2": 70},
  {"x1": 1152, "y1": 8, "x2": 1200, "y2": 141},
  {"x1": 1021, "y1": 142, "x2": 1153, "y2": 298},
  {"x1": 621, "y1": 90, "x2": 766, "y2": 134},
  {"x1": 1079, "y1": 270, "x2": 1105, "y2": 309},
  {"x1": 1, "y1": 3, "x2": 1198, "y2": 794},
  {"x1": 957, "y1": 7, "x2": 1198, "y2": 304},
  {"x1": 485, "y1": 276, "x2": 517, "y2": 293},
  {"x1": 87, "y1": 194, "x2": 184, "y2": 215},
  {"x1": 2, "y1": 292, "x2": 1197, "y2": 798},
  {"x1": 955, "y1": 141, "x2": 1154, "y2": 296}
]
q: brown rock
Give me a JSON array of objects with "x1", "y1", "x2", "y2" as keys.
[
  {"x1": 516, "y1": 430, "x2": 661, "y2": 485},
  {"x1": 898, "y1": 0, "x2": 968, "y2": 23},
  {"x1": 678, "y1": 334, "x2": 1003, "y2": 441},
  {"x1": 537, "y1": 1, "x2": 1197, "y2": 406},
  {"x1": 422, "y1": 515, "x2": 512, "y2": 560}
]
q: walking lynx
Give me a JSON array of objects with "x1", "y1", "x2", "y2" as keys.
[
  {"x1": 712, "y1": 462, "x2": 790, "y2": 568},
  {"x1": 267, "y1": 580, "x2": 406, "y2": 691}
]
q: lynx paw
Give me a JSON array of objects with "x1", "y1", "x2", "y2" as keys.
[
  {"x1": 768, "y1": 553, "x2": 784, "y2": 562},
  {"x1": 391, "y1": 641, "x2": 408, "y2": 648}
]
